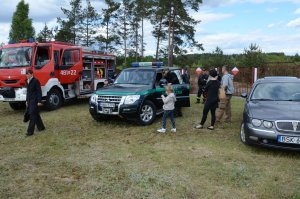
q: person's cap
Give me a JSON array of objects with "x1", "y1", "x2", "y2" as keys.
[{"x1": 209, "y1": 69, "x2": 218, "y2": 78}]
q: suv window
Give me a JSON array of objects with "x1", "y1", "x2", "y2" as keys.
[
  {"x1": 251, "y1": 82, "x2": 300, "y2": 101},
  {"x1": 115, "y1": 69, "x2": 155, "y2": 85}
]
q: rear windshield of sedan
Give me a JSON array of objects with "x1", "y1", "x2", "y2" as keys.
[{"x1": 251, "y1": 82, "x2": 300, "y2": 101}]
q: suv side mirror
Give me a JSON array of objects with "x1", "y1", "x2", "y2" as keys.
[
  {"x1": 159, "y1": 79, "x2": 167, "y2": 88},
  {"x1": 241, "y1": 92, "x2": 248, "y2": 98}
]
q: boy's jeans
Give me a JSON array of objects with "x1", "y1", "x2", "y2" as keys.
[{"x1": 162, "y1": 110, "x2": 176, "y2": 129}]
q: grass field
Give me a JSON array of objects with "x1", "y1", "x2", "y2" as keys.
[{"x1": 0, "y1": 97, "x2": 299, "y2": 199}]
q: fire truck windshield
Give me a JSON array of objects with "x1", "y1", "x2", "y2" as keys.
[{"x1": 0, "y1": 47, "x2": 32, "y2": 68}]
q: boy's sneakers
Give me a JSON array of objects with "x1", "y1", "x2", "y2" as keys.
[
  {"x1": 157, "y1": 128, "x2": 166, "y2": 133},
  {"x1": 171, "y1": 128, "x2": 176, "y2": 133}
]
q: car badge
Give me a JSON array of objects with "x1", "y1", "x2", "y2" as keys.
[
  {"x1": 292, "y1": 121, "x2": 298, "y2": 132},
  {"x1": 105, "y1": 99, "x2": 110, "y2": 102}
]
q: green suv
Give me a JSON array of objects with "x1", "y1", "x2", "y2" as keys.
[{"x1": 89, "y1": 66, "x2": 190, "y2": 125}]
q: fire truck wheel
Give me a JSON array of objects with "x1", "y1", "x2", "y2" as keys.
[
  {"x1": 45, "y1": 89, "x2": 62, "y2": 110},
  {"x1": 138, "y1": 100, "x2": 156, "y2": 125},
  {"x1": 9, "y1": 102, "x2": 26, "y2": 110}
]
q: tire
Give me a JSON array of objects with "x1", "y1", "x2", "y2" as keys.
[
  {"x1": 9, "y1": 102, "x2": 26, "y2": 110},
  {"x1": 138, "y1": 100, "x2": 156, "y2": 125},
  {"x1": 91, "y1": 114, "x2": 105, "y2": 122},
  {"x1": 240, "y1": 123, "x2": 250, "y2": 145},
  {"x1": 45, "y1": 89, "x2": 62, "y2": 111}
]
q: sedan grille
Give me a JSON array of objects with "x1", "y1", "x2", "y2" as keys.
[{"x1": 275, "y1": 121, "x2": 300, "y2": 133}]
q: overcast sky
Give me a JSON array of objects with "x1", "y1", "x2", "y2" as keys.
[{"x1": 1, "y1": 0, "x2": 300, "y2": 55}]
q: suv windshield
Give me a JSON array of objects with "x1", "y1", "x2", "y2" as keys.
[
  {"x1": 251, "y1": 82, "x2": 300, "y2": 101},
  {"x1": 0, "y1": 47, "x2": 32, "y2": 68},
  {"x1": 115, "y1": 69, "x2": 155, "y2": 85}
]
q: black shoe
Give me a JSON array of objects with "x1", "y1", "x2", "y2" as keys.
[
  {"x1": 38, "y1": 127, "x2": 45, "y2": 131},
  {"x1": 26, "y1": 133, "x2": 33, "y2": 136}
]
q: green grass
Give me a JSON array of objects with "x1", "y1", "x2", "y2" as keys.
[{"x1": 0, "y1": 97, "x2": 299, "y2": 199}]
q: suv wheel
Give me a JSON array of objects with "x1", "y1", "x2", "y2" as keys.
[
  {"x1": 240, "y1": 123, "x2": 250, "y2": 145},
  {"x1": 138, "y1": 100, "x2": 156, "y2": 125}
]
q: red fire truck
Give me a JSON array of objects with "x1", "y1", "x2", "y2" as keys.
[{"x1": 0, "y1": 40, "x2": 116, "y2": 110}]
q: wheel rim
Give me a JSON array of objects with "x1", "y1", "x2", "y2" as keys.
[
  {"x1": 49, "y1": 93, "x2": 60, "y2": 107},
  {"x1": 240, "y1": 123, "x2": 246, "y2": 143},
  {"x1": 140, "y1": 105, "x2": 153, "y2": 123}
]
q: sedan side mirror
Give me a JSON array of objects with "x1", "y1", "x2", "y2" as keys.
[{"x1": 241, "y1": 92, "x2": 248, "y2": 98}]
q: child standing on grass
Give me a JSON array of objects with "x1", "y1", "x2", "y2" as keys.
[{"x1": 157, "y1": 85, "x2": 177, "y2": 133}]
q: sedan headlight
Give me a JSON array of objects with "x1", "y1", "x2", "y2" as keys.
[
  {"x1": 90, "y1": 94, "x2": 98, "y2": 104},
  {"x1": 252, "y1": 119, "x2": 262, "y2": 127},
  {"x1": 263, "y1": 121, "x2": 273, "y2": 128},
  {"x1": 124, "y1": 95, "x2": 140, "y2": 104}
]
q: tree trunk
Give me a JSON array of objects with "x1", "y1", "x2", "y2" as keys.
[
  {"x1": 167, "y1": 6, "x2": 173, "y2": 67},
  {"x1": 170, "y1": 11, "x2": 176, "y2": 67},
  {"x1": 106, "y1": 20, "x2": 109, "y2": 53},
  {"x1": 155, "y1": 15, "x2": 163, "y2": 61},
  {"x1": 124, "y1": 17, "x2": 127, "y2": 66},
  {"x1": 135, "y1": 23, "x2": 138, "y2": 62},
  {"x1": 141, "y1": 16, "x2": 144, "y2": 59}
]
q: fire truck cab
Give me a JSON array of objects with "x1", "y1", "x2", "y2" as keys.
[{"x1": 0, "y1": 40, "x2": 116, "y2": 110}]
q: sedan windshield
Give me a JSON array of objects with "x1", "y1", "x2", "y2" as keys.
[
  {"x1": 0, "y1": 47, "x2": 32, "y2": 68},
  {"x1": 251, "y1": 82, "x2": 300, "y2": 101},
  {"x1": 114, "y1": 69, "x2": 155, "y2": 85}
]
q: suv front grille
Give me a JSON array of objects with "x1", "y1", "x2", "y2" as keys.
[
  {"x1": 97, "y1": 95, "x2": 122, "y2": 103},
  {"x1": 276, "y1": 121, "x2": 300, "y2": 133}
]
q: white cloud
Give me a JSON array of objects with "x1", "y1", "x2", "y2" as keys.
[
  {"x1": 287, "y1": 17, "x2": 300, "y2": 27},
  {"x1": 193, "y1": 11, "x2": 234, "y2": 24},
  {"x1": 268, "y1": 23, "x2": 275, "y2": 28},
  {"x1": 195, "y1": 31, "x2": 300, "y2": 55},
  {"x1": 295, "y1": 8, "x2": 300, "y2": 14},
  {"x1": 265, "y1": 7, "x2": 278, "y2": 13}
]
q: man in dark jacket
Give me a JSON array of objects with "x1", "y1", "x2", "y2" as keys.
[
  {"x1": 196, "y1": 70, "x2": 209, "y2": 103},
  {"x1": 163, "y1": 69, "x2": 180, "y2": 85},
  {"x1": 25, "y1": 69, "x2": 45, "y2": 136}
]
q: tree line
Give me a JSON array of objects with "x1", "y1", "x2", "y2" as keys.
[
  {"x1": 8, "y1": 0, "x2": 299, "y2": 69},
  {"x1": 9, "y1": 0, "x2": 203, "y2": 68}
]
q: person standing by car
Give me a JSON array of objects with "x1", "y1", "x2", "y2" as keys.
[
  {"x1": 181, "y1": 67, "x2": 190, "y2": 84},
  {"x1": 216, "y1": 65, "x2": 235, "y2": 123},
  {"x1": 195, "y1": 69, "x2": 220, "y2": 130},
  {"x1": 196, "y1": 70, "x2": 208, "y2": 104},
  {"x1": 25, "y1": 69, "x2": 45, "y2": 136},
  {"x1": 157, "y1": 85, "x2": 177, "y2": 133}
]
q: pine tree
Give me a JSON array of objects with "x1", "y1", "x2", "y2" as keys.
[
  {"x1": 97, "y1": 0, "x2": 121, "y2": 53},
  {"x1": 9, "y1": 0, "x2": 35, "y2": 42},
  {"x1": 56, "y1": 0, "x2": 82, "y2": 44},
  {"x1": 36, "y1": 23, "x2": 54, "y2": 42},
  {"x1": 151, "y1": 0, "x2": 203, "y2": 66},
  {"x1": 115, "y1": 0, "x2": 133, "y2": 66},
  {"x1": 79, "y1": 0, "x2": 100, "y2": 47}
]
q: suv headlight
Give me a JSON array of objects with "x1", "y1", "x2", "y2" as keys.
[
  {"x1": 263, "y1": 121, "x2": 273, "y2": 128},
  {"x1": 124, "y1": 95, "x2": 140, "y2": 104},
  {"x1": 90, "y1": 94, "x2": 97, "y2": 104},
  {"x1": 252, "y1": 119, "x2": 262, "y2": 127}
]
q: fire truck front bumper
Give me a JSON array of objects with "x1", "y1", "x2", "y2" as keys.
[{"x1": 0, "y1": 87, "x2": 27, "y2": 102}]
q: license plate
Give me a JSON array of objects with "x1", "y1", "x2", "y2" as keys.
[
  {"x1": 102, "y1": 108, "x2": 112, "y2": 114},
  {"x1": 278, "y1": 136, "x2": 300, "y2": 145},
  {"x1": 100, "y1": 103, "x2": 115, "y2": 108}
]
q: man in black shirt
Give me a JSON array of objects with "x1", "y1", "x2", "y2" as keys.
[
  {"x1": 196, "y1": 70, "x2": 208, "y2": 104},
  {"x1": 25, "y1": 69, "x2": 45, "y2": 136}
]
